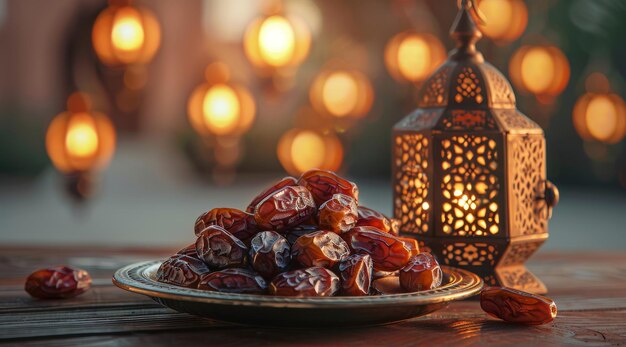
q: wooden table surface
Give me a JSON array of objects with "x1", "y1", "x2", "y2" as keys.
[{"x1": 0, "y1": 246, "x2": 625, "y2": 346}]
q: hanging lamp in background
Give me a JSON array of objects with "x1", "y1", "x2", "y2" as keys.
[
  {"x1": 385, "y1": 32, "x2": 446, "y2": 84},
  {"x1": 46, "y1": 92, "x2": 116, "y2": 200},
  {"x1": 573, "y1": 73, "x2": 626, "y2": 145},
  {"x1": 509, "y1": 45, "x2": 570, "y2": 103},
  {"x1": 243, "y1": 2, "x2": 311, "y2": 82},
  {"x1": 92, "y1": 0, "x2": 161, "y2": 67},
  {"x1": 187, "y1": 62, "x2": 256, "y2": 183},
  {"x1": 476, "y1": 0, "x2": 527, "y2": 44}
]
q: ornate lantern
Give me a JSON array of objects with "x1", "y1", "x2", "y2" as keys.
[{"x1": 392, "y1": 1, "x2": 559, "y2": 294}]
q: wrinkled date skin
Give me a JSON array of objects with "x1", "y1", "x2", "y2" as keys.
[
  {"x1": 194, "y1": 208, "x2": 258, "y2": 243},
  {"x1": 197, "y1": 268, "x2": 267, "y2": 294},
  {"x1": 338, "y1": 254, "x2": 373, "y2": 296},
  {"x1": 176, "y1": 243, "x2": 198, "y2": 257},
  {"x1": 269, "y1": 267, "x2": 339, "y2": 297},
  {"x1": 399, "y1": 253, "x2": 442, "y2": 292},
  {"x1": 254, "y1": 185, "x2": 316, "y2": 232},
  {"x1": 195, "y1": 226, "x2": 248, "y2": 269},
  {"x1": 297, "y1": 169, "x2": 359, "y2": 206},
  {"x1": 285, "y1": 225, "x2": 318, "y2": 246},
  {"x1": 355, "y1": 206, "x2": 391, "y2": 233},
  {"x1": 246, "y1": 177, "x2": 298, "y2": 213},
  {"x1": 25, "y1": 266, "x2": 92, "y2": 299},
  {"x1": 398, "y1": 237, "x2": 420, "y2": 257},
  {"x1": 317, "y1": 194, "x2": 358, "y2": 234},
  {"x1": 249, "y1": 231, "x2": 291, "y2": 279},
  {"x1": 480, "y1": 286, "x2": 558, "y2": 325},
  {"x1": 156, "y1": 255, "x2": 211, "y2": 288},
  {"x1": 292, "y1": 230, "x2": 351, "y2": 268},
  {"x1": 342, "y1": 226, "x2": 412, "y2": 271}
]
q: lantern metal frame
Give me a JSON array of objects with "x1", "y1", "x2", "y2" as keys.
[{"x1": 393, "y1": 0, "x2": 558, "y2": 294}]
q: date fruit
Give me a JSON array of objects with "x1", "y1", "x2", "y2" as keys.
[
  {"x1": 25, "y1": 266, "x2": 91, "y2": 299},
  {"x1": 285, "y1": 225, "x2": 318, "y2": 246},
  {"x1": 355, "y1": 206, "x2": 391, "y2": 233},
  {"x1": 197, "y1": 268, "x2": 267, "y2": 294},
  {"x1": 246, "y1": 177, "x2": 298, "y2": 213},
  {"x1": 194, "y1": 208, "x2": 257, "y2": 243},
  {"x1": 398, "y1": 237, "x2": 420, "y2": 257},
  {"x1": 480, "y1": 286, "x2": 558, "y2": 325},
  {"x1": 176, "y1": 243, "x2": 197, "y2": 257},
  {"x1": 342, "y1": 226, "x2": 412, "y2": 271},
  {"x1": 399, "y1": 253, "x2": 442, "y2": 292},
  {"x1": 254, "y1": 185, "x2": 316, "y2": 232},
  {"x1": 249, "y1": 231, "x2": 291, "y2": 279},
  {"x1": 292, "y1": 230, "x2": 350, "y2": 268},
  {"x1": 297, "y1": 169, "x2": 359, "y2": 206},
  {"x1": 195, "y1": 226, "x2": 248, "y2": 269},
  {"x1": 317, "y1": 194, "x2": 358, "y2": 234},
  {"x1": 156, "y1": 254, "x2": 211, "y2": 287},
  {"x1": 269, "y1": 267, "x2": 340, "y2": 297},
  {"x1": 338, "y1": 254, "x2": 373, "y2": 296}
]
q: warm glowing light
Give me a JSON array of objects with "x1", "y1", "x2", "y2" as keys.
[
  {"x1": 322, "y1": 72, "x2": 359, "y2": 117},
  {"x1": 188, "y1": 65, "x2": 256, "y2": 137},
  {"x1": 477, "y1": 0, "x2": 527, "y2": 43},
  {"x1": 277, "y1": 129, "x2": 343, "y2": 176},
  {"x1": 244, "y1": 14, "x2": 311, "y2": 71},
  {"x1": 65, "y1": 116, "x2": 99, "y2": 158},
  {"x1": 422, "y1": 202, "x2": 430, "y2": 210},
  {"x1": 111, "y1": 14, "x2": 144, "y2": 51},
  {"x1": 291, "y1": 130, "x2": 326, "y2": 173},
  {"x1": 573, "y1": 91, "x2": 626, "y2": 144},
  {"x1": 258, "y1": 16, "x2": 296, "y2": 67},
  {"x1": 521, "y1": 48, "x2": 553, "y2": 94},
  {"x1": 385, "y1": 32, "x2": 446, "y2": 83},
  {"x1": 310, "y1": 69, "x2": 374, "y2": 119},
  {"x1": 509, "y1": 45, "x2": 570, "y2": 99},
  {"x1": 46, "y1": 93, "x2": 116, "y2": 173},
  {"x1": 202, "y1": 84, "x2": 241, "y2": 134},
  {"x1": 92, "y1": 5, "x2": 161, "y2": 66}
]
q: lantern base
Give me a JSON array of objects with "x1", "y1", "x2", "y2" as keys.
[{"x1": 407, "y1": 235, "x2": 548, "y2": 294}]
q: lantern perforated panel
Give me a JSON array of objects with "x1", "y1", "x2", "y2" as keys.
[
  {"x1": 393, "y1": 133, "x2": 431, "y2": 235},
  {"x1": 435, "y1": 134, "x2": 505, "y2": 238}
]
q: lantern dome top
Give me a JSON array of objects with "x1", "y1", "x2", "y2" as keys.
[{"x1": 395, "y1": 0, "x2": 541, "y2": 134}]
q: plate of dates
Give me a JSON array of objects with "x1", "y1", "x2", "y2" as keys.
[{"x1": 113, "y1": 170, "x2": 483, "y2": 327}]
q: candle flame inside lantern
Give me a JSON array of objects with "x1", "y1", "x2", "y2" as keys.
[
  {"x1": 258, "y1": 15, "x2": 296, "y2": 67},
  {"x1": 112, "y1": 12, "x2": 145, "y2": 52}
]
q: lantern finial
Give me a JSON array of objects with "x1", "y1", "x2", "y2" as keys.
[{"x1": 450, "y1": 0, "x2": 484, "y2": 62}]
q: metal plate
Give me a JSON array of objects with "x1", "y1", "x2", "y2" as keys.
[{"x1": 113, "y1": 261, "x2": 483, "y2": 327}]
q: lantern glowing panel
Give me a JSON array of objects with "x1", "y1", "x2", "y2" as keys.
[
  {"x1": 187, "y1": 66, "x2": 255, "y2": 137},
  {"x1": 92, "y1": 3, "x2": 161, "y2": 66},
  {"x1": 46, "y1": 94, "x2": 116, "y2": 174},
  {"x1": 310, "y1": 69, "x2": 374, "y2": 118},
  {"x1": 277, "y1": 129, "x2": 343, "y2": 176},
  {"x1": 385, "y1": 33, "x2": 446, "y2": 83},
  {"x1": 509, "y1": 45, "x2": 570, "y2": 100},
  {"x1": 393, "y1": 3, "x2": 559, "y2": 294},
  {"x1": 244, "y1": 14, "x2": 311, "y2": 70},
  {"x1": 476, "y1": 0, "x2": 527, "y2": 43}
]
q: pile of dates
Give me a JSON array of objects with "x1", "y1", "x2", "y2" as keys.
[{"x1": 156, "y1": 169, "x2": 443, "y2": 297}]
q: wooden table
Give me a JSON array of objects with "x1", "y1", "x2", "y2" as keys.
[{"x1": 1, "y1": 247, "x2": 625, "y2": 346}]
